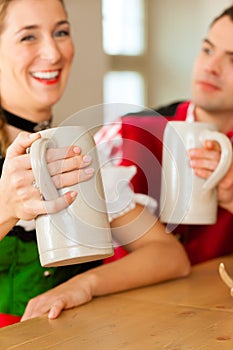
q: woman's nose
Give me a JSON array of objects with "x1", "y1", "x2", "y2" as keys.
[{"x1": 39, "y1": 38, "x2": 62, "y2": 63}]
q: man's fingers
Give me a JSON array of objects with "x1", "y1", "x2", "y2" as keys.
[{"x1": 204, "y1": 140, "x2": 221, "y2": 152}]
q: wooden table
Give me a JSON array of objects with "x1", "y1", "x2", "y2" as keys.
[{"x1": 1, "y1": 255, "x2": 233, "y2": 349}]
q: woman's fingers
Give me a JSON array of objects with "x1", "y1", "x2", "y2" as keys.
[
  {"x1": 48, "y1": 301, "x2": 65, "y2": 319},
  {"x1": 51, "y1": 168, "x2": 94, "y2": 189},
  {"x1": 4, "y1": 132, "x2": 94, "y2": 219},
  {"x1": 46, "y1": 145, "x2": 81, "y2": 162},
  {"x1": 47, "y1": 153, "x2": 93, "y2": 176},
  {"x1": 44, "y1": 191, "x2": 78, "y2": 213},
  {"x1": 21, "y1": 275, "x2": 93, "y2": 321},
  {"x1": 27, "y1": 191, "x2": 78, "y2": 216},
  {"x1": 6, "y1": 132, "x2": 41, "y2": 158}
]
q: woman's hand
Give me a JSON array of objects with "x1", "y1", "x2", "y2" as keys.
[
  {"x1": 188, "y1": 140, "x2": 233, "y2": 213},
  {"x1": 0, "y1": 132, "x2": 94, "y2": 237},
  {"x1": 21, "y1": 273, "x2": 94, "y2": 321}
]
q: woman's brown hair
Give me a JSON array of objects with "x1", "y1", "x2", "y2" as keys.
[{"x1": 0, "y1": 0, "x2": 12, "y2": 157}]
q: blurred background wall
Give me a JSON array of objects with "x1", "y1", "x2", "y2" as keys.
[{"x1": 54, "y1": 0, "x2": 232, "y2": 128}]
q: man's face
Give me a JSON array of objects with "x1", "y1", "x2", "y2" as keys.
[{"x1": 191, "y1": 16, "x2": 233, "y2": 115}]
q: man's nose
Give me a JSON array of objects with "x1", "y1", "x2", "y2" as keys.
[{"x1": 205, "y1": 55, "x2": 222, "y2": 76}]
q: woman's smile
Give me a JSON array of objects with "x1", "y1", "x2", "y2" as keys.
[{"x1": 30, "y1": 69, "x2": 62, "y2": 85}]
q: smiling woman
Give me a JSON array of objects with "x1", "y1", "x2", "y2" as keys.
[
  {"x1": 0, "y1": 0, "x2": 101, "y2": 319},
  {"x1": 0, "y1": 0, "x2": 190, "y2": 326},
  {"x1": 0, "y1": 0, "x2": 73, "y2": 135}
]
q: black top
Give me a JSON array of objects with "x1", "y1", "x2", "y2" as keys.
[{"x1": 2, "y1": 108, "x2": 52, "y2": 132}]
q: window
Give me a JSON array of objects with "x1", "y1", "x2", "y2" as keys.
[
  {"x1": 102, "y1": 0, "x2": 147, "y2": 122},
  {"x1": 102, "y1": 0, "x2": 145, "y2": 55}
]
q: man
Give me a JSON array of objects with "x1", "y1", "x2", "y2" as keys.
[{"x1": 96, "y1": 5, "x2": 233, "y2": 265}]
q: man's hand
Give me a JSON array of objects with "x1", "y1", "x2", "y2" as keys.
[{"x1": 189, "y1": 140, "x2": 233, "y2": 213}]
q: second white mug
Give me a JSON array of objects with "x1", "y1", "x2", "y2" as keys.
[{"x1": 160, "y1": 121, "x2": 232, "y2": 225}]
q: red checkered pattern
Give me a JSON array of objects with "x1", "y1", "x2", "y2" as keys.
[{"x1": 94, "y1": 118, "x2": 123, "y2": 165}]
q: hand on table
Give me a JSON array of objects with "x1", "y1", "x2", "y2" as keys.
[{"x1": 21, "y1": 273, "x2": 94, "y2": 321}]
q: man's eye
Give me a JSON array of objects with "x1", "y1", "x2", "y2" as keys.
[
  {"x1": 54, "y1": 30, "x2": 70, "y2": 38},
  {"x1": 202, "y1": 47, "x2": 213, "y2": 55}
]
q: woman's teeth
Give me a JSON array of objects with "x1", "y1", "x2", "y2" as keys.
[{"x1": 32, "y1": 71, "x2": 59, "y2": 80}]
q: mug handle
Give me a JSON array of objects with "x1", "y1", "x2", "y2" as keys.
[
  {"x1": 199, "y1": 130, "x2": 232, "y2": 191},
  {"x1": 30, "y1": 138, "x2": 59, "y2": 200},
  {"x1": 30, "y1": 136, "x2": 113, "y2": 249}
]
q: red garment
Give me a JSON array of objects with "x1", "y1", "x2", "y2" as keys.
[
  {"x1": 0, "y1": 313, "x2": 21, "y2": 328},
  {"x1": 119, "y1": 101, "x2": 233, "y2": 265}
]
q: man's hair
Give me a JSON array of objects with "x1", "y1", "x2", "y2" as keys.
[{"x1": 210, "y1": 5, "x2": 233, "y2": 27}]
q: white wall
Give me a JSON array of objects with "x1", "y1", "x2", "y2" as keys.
[
  {"x1": 53, "y1": 0, "x2": 106, "y2": 129},
  {"x1": 54, "y1": 0, "x2": 233, "y2": 126}
]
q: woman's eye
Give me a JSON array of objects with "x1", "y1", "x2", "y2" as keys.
[
  {"x1": 54, "y1": 30, "x2": 70, "y2": 38},
  {"x1": 20, "y1": 35, "x2": 35, "y2": 42}
]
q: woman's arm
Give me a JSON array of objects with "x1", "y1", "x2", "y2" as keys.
[{"x1": 21, "y1": 204, "x2": 190, "y2": 321}]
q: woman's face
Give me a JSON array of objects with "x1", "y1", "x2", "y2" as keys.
[{"x1": 0, "y1": 0, "x2": 74, "y2": 115}]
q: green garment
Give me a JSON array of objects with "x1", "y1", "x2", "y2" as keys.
[{"x1": 0, "y1": 235, "x2": 101, "y2": 316}]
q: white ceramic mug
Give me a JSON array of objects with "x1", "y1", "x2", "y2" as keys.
[
  {"x1": 30, "y1": 126, "x2": 113, "y2": 267},
  {"x1": 160, "y1": 121, "x2": 233, "y2": 225}
]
